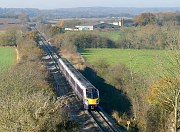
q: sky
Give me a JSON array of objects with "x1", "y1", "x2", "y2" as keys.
[{"x1": 0, "y1": 0, "x2": 180, "y2": 9}]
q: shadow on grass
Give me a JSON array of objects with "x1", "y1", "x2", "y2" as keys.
[{"x1": 81, "y1": 66, "x2": 132, "y2": 115}]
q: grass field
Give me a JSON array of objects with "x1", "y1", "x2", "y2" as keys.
[
  {"x1": 0, "y1": 31, "x2": 5, "y2": 35},
  {"x1": 97, "y1": 30, "x2": 123, "y2": 41},
  {"x1": 0, "y1": 47, "x2": 16, "y2": 73},
  {"x1": 80, "y1": 48, "x2": 168, "y2": 76}
]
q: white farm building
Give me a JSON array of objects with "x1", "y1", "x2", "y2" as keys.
[{"x1": 75, "y1": 25, "x2": 93, "y2": 31}]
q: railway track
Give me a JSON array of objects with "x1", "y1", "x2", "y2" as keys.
[
  {"x1": 36, "y1": 30, "x2": 123, "y2": 132},
  {"x1": 88, "y1": 106, "x2": 120, "y2": 132},
  {"x1": 38, "y1": 36, "x2": 69, "y2": 96}
]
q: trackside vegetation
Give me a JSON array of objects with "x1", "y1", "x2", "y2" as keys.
[{"x1": 0, "y1": 28, "x2": 79, "y2": 131}]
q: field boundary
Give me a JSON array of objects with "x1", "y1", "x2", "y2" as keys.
[{"x1": 16, "y1": 48, "x2": 20, "y2": 63}]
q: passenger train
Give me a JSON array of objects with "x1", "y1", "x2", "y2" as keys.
[{"x1": 57, "y1": 58, "x2": 99, "y2": 110}]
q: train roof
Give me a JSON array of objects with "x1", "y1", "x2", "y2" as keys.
[{"x1": 60, "y1": 58, "x2": 96, "y2": 90}]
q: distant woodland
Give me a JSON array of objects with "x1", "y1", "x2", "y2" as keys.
[{"x1": 0, "y1": 7, "x2": 180, "y2": 19}]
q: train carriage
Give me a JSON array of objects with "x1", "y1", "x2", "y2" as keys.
[{"x1": 58, "y1": 58, "x2": 99, "y2": 109}]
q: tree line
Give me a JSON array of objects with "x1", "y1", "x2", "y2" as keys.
[
  {"x1": 134, "y1": 12, "x2": 180, "y2": 26},
  {"x1": 35, "y1": 16, "x2": 180, "y2": 51}
]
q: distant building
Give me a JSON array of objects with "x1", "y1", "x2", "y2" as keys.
[
  {"x1": 64, "y1": 18, "x2": 125, "y2": 31},
  {"x1": 75, "y1": 25, "x2": 93, "y2": 31},
  {"x1": 65, "y1": 28, "x2": 74, "y2": 31},
  {"x1": 111, "y1": 21, "x2": 123, "y2": 26},
  {"x1": 75, "y1": 22, "x2": 120, "y2": 31},
  {"x1": 110, "y1": 18, "x2": 124, "y2": 27}
]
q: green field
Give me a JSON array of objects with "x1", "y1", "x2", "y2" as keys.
[
  {"x1": 80, "y1": 48, "x2": 168, "y2": 76},
  {"x1": 98, "y1": 30, "x2": 123, "y2": 41},
  {"x1": 0, "y1": 47, "x2": 16, "y2": 73},
  {"x1": 0, "y1": 31, "x2": 5, "y2": 35}
]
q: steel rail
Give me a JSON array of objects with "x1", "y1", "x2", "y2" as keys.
[{"x1": 88, "y1": 109, "x2": 119, "y2": 132}]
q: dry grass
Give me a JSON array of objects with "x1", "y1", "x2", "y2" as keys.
[{"x1": 61, "y1": 50, "x2": 86, "y2": 70}]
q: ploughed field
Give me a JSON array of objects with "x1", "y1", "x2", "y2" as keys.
[
  {"x1": 0, "y1": 47, "x2": 16, "y2": 73},
  {"x1": 80, "y1": 48, "x2": 168, "y2": 76}
]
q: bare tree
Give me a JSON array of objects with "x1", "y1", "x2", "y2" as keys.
[{"x1": 148, "y1": 28, "x2": 180, "y2": 132}]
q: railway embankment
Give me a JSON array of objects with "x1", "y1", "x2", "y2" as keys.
[{"x1": 39, "y1": 36, "x2": 104, "y2": 131}]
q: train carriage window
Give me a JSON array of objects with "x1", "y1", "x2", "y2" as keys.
[
  {"x1": 69, "y1": 76, "x2": 72, "y2": 83},
  {"x1": 80, "y1": 88, "x2": 83, "y2": 97},
  {"x1": 65, "y1": 70, "x2": 68, "y2": 77},
  {"x1": 77, "y1": 85, "x2": 83, "y2": 97},
  {"x1": 72, "y1": 79, "x2": 75, "y2": 86}
]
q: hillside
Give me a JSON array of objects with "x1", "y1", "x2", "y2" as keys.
[{"x1": 0, "y1": 7, "x2": 180, "y2": 19}]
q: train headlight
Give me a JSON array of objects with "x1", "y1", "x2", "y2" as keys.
[{"x1": 84, "y1": 99, "x2": 88, "y2": 105}]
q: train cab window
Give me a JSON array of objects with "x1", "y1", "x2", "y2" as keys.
[{"x1": 86, "y1": 88, "x2": 98, "y2": 99}]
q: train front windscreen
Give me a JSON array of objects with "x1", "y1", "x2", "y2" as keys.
[{"x1": 86, "y1": 89, "x2": 98, "y2": 99}]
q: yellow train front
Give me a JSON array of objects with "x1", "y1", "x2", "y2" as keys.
[{"x1": 84, "y1": 88, "x2": 99, "y2": 110}]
